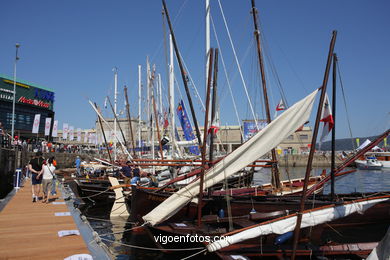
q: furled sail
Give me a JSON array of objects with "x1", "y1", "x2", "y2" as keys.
[
  {"x1": 207, "y1": 196, "x2": 390, "y2": 252},
  {"x1": 143, "y1": 89, "x2": 319, "y2": 226}
]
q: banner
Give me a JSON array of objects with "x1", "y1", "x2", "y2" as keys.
[
  {"x1": 69, "y1": 126, "x2": 74, "y2": 141},
  {"x1": 52, "y1": 120, "x2": 58, "y2": 137},
  {"x1": 243, "y1": 120, "x2": 267, "y2": 142},
  {"x1": 177, "y1": 100, "x2": 200, "y2": 155},
  {"x1": 77, "y1": 128, "x2": 81, "y2": 142},
  {"x1": 44, "y1": 117, "x2": 52, "y2": 136},
  {"x1": 63, "y1": 123, "x2": 68, "y2": 140},
  {"x1": 32, "y1": 114, "x2": 41, "y2": 134},
  {"x1": 356, "y1": 138, "x2": 360, "y2": 148},
  {"x1": 384, "y1": 137, "x2": 387, "y2": 147}
]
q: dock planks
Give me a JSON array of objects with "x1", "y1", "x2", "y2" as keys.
[{"x1": 0, "y1": 181, "x2": 89, "y2": 259}]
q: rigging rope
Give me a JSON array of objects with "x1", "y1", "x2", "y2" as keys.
[
  {"x1": 99, "y1": 237, "x2": 205, "y2": 251},
  {"x1": 217, "y1": 0, "x2": 259, "y2": 129},
  {"x1": 337, "y1": 60, "x2": 355, "y2": 150},
  {"x1": 210, "y1": 14, "x2": 244, "y2": 140}
]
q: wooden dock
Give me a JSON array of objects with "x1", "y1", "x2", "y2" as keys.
[{"x1": 0, "y1": 181, "x2": 90, "y2": 259}]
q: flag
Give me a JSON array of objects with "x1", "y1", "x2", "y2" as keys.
[
  {"x1": 177, "y1": 100, "x2": 200, "y2": 155},
  {"x1": 208, "y1": 111, "x2": 220, "y2": 135},
  {"x1": 44, "y1": 117, "x2": 52, "y2": 136},
  {"x1": 356, "y1": 138, "x2": 360, "y2": 147},
  {"x1": 104, "y1": 97, "x2": 108, "y2": 109},
  {"x1": 69, "y1": 126, "x2": 74, "y2": 141},
  {"x1": 384, "y1": 137, "x2": 387, "y2": 147},
  {"x1": 319, "y1": 93, "x2": 334, "y2": 142},
  {"x1": 77, "y1": 128, "x2": 81, "y2": 142},
  {"x1": 32, "y1": 114, "x2": 41, "y2": 134},
  {"x1": 63, "y1": 123, "x2": 68, "y2": 140},
  {"x1": 52, "y1": 120, "x2": 58, "y2": 137},
  {"x1": 276, "y1": 99, "x2": 286, "y2": 111}
]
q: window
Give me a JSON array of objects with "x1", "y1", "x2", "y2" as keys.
[{"x1": 300, "y1": 134, "x2": 308, "y2": 140}]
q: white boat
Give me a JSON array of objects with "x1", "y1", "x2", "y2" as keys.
[
  {"x1": 355, "y1": 156, "x2": 383, "y2": 170},
  {"x1": 365, "y1": 151, "x2": 390, "y2": 168}
]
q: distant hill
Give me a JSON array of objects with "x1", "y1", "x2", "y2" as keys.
[{"x1": 316, "y1": 135, "x2": 386, "y2": 151}]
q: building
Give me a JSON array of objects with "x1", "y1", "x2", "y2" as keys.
[
  {"x1": 93, "y1": 118, "x2": 312, "y2": 154},
  {"x1": 0, "y1": 74, "x2": 55, "y2": 140}
]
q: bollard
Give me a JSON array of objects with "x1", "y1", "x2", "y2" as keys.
[{"x1": 14, "y1": 168, "x2": 22, "y2": 189}]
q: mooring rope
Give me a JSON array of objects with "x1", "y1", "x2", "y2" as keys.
[{"x1": 99, "y1": 237, "x2": 205, "y2": 252}]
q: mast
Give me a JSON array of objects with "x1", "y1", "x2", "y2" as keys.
[
  {"x1": 95, "y1": 102, "x2": 113, "y2": 164},
  {"x1": 152, "y1": 86, "x2": 165, "y2": 160},
  {"x1": 209, "y1": 49, "x2": 219, "y2": 165},
  {"x1": 291, "y1": 30, "x2": 337, "y2": 260},
  {"x1": 250, "y1": 0, "x2": 280, "y2": 189},
  {"x1": 198, "y1": 48, "x2": 214, "y2": 226},
  {"x1": 331, "y1": 53, "x2": 337, "y2": 201},
  {"x1": 205, "y1": 0, "x2": 211, "y2": 127},
  {"x1": 107, "y1": 96, "x2": 127, "y2": 152},
  {"x1": 113, "y1": 67, "x2": 118, "y2": 161},
  {"x1": 162, "y1": 0, "x2": 203, "y2": 149},
  {"x1": 168, "y1": 34, "x2": 178, "y2": 157},
  {"x1": 124, "y1": 86, "x2": 137, "y2": 158},
  {"x1": 138, "y1": 65, "x2": 142, "y2": 156},
  {"x1": 147, "y1": 58, "x2": 151, "y2": 153}
]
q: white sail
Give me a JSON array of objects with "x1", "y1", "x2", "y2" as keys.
[
  {"x1": 207, "y1": 196, "x2": 389, "y2": 252},
  {"x1": 142, "y1": 89, "x2": 319, "y2": 226}
]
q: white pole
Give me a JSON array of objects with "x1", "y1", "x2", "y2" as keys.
[
  {"x1": 138, "y1": 65, "x2": 142, "y2": 155},
  {"x1": 11, "y1": 43, "x2": 20, "y2": 140},
  {"x1": 169, "y1": 34, "x2": 178, "y2": 158},
  {"x1": 146, "y1": 58, "x2": 151, "y2": 151},
  {"x1": 205, "y1": 0, "x2": 211, "y2": 126},
  {"x1": 113, "y1": 67, "x2": 118, "y2": 161}
]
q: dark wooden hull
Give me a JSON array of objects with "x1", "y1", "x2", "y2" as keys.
[{"x1": 144, "y1": 196, "x2": 390, "y2": 259}]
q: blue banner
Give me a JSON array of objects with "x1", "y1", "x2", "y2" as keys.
[
  {"x1": 243, "y1": 120, "x2": 268, "y2": 141},
  {"x1": 177, "y1": 100, "x2": 200, "y2": 155}
]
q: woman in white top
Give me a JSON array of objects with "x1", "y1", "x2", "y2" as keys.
[{"x1": 37, "y1": 157, "x2": 56, "y2": 203}]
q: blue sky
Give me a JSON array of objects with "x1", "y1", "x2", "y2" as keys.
[{"x1": 1, "y1": 0, "x2": 389, "y2": 139}]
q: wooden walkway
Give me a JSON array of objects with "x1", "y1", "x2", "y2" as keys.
[{"x1": 0, "y1": 181, "x2": 90, "y2": 259}]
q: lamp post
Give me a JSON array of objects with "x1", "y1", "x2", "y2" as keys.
[{"x1": 11, "y1": 43, "x2": 20, "y2": 140}]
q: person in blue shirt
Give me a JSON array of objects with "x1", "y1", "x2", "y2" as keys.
[
  {"x1": 120, "y1": 161, "x2": 132, "y2": 184},
  {"x1": 130, "y1": 166, "x2": 141, "y2": 185},
  {"x1": 75, "y1": 156, "x2": 82, "y2": 176}
]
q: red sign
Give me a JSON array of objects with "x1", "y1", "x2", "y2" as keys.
[{"x1": 18, "y1": 96, "x2": 50, "y2": 108}]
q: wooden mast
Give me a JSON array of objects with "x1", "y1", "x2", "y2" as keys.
[
  {"x1": 124, "y1": 86, "x2": 137, "y2": 158},
  {"x1": 106, "y1": 96, "x2": 127, "y2": 150},
  {"x1": 291, "y1": 30, "x2": 337, "y2": 260},
  {"x1": 331, "y1": 53, "x2": 338, "y2": 201},
  {"x1": 250, "y1": 0, "x2": 281, "y2": 189},
  {"x1": 94, "y1": 102, "x2": 113, "y2": 164},
  {"x1": 162, "y1": 0, "x2": 203, "y2": 149},
  {"x1": 198, "y1": 48, "x2": 214, "y2": 226}
]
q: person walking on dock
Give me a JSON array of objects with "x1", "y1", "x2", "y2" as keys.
[
  {"x1": 28, "y1": 151, "x2": 45, "y2": 202},
  {"x1": 37, "y1": 157, "x2": 56, "y2": 203}
]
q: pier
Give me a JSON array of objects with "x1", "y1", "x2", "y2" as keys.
[{"x1": 0, "y1": 180, "x2": 105, "y2": 259}]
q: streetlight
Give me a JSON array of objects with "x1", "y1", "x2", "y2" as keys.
[{"x1": 11, "y1": 43, "x2": 20, "y2": 140}]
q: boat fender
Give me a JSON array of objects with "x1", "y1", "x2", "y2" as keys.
[
  {"x1": 274, "y1": 231, "x2": 293, "y2": 245},
  {"x1": 218, "y1": 209, "x2": 225, "y2": 218}
]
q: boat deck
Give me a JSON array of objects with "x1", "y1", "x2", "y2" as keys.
[{"x1": 0, "y1": 180, "x2": 90, "y2": 259}]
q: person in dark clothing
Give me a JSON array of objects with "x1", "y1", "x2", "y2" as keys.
[
  {"x1": 130, "y1": 166, "x2": 141, "y2": 185},
  {"x1": 28, "y1": 151, "x2": 45, "y2": 202},
  {"x1": 120, "y1": 161, "x2": 132, "y2": 184}
]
